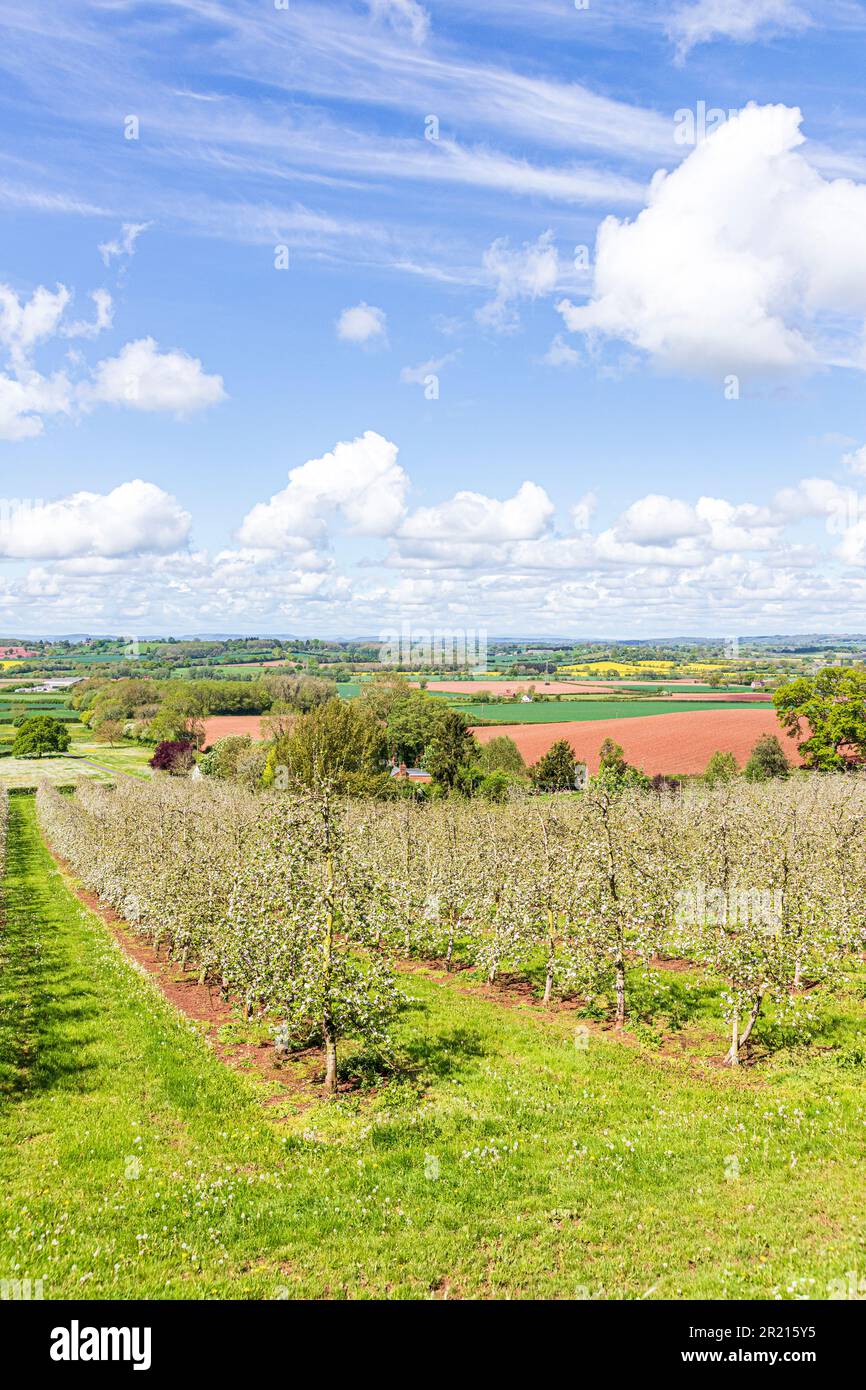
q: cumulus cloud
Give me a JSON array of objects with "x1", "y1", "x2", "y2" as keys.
[
  {"x1": 572, "y1": 492, "x2": 597, "y2": 531},
  {"x1": 336, "y1": 302, "x2": 388, "y2": 345},
  {"x1": 0, "y1": 480, "x2": 191, "y2": 559},
  {"x1": 614, "y1": 494, "x2": 706, "y2": 546},
  {"x1": 238, "y1": 431, "x2": 410, "y2": 549},
  {"x1": 585, "y1": 490, "x2": 799, "y2": 568},
  {"x1": 843, "y1": 444, "x2": 866, "y2": 477},
  {"x1": 13, "y1": 460, "x2": 866, "y2": 631},
  {"x1": 0, "y1": 370, "x2": 72, "y2": 441},
  {"x1": 0, "y1": 283, "x2": 70, "y2": 367},
  {"x1": 772, "y1": 476, "x2": 853, "y2": 523},
  {"x1": 477, "y1": 231, "x2": 559, "y2": 332},
  {"x1": 558, "y1": 104, "x2": 866, "y2": 377},
  {"x1": 86, "y1": 338, "x2": 226, "y2": 414},
  {"x1": 0, "y1": 281, "x2": 224, "y2": 437},
  {"x1": 669, "y1": 0, "x2": 808, "y2": 61},
  {"x1": 399, "y1": 480, "x2": 554, "y2": 545},
  {"x1": 368, "y1": 0, "x2": 430, "y2": 44}
]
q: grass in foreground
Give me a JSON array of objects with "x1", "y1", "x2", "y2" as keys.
[{"x1": 1, "y1": 794, "x2": 866, "y2": 1300}]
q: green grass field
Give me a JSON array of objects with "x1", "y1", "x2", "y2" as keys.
[
  {"x1": 0, "y1": 757, "x2": 111, "y2": 789},
  {"x1": 450, "y1": 698, "x2": 773, "y2": 723},
  {"x1": 2, "y1": 795, "x2": 866, "y2": 1300},
  {"x1": 0, "y1": 741, "x2": 151, "y2": 788},
  {"x1": 62, "y1": 744, "x2": 154, "y2": 779}
]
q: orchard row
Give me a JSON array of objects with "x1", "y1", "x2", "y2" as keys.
[{"x1": 36, "y1": 773, "x2": 866, "y2": 1080}]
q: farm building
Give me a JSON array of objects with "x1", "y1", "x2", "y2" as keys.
[{"x1": 389, "y1": 761, "x2": 433, "y2": 784}]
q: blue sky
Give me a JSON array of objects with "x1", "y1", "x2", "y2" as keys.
[{"x1": 4, "y1": 0, "x2": 866, "y2": 636}]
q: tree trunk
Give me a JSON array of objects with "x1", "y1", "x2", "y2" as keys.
[
  {"x1": 543, "y1": 967, "x2": 554, "y2": 1006},
  {"x1": 726, "y1": 990, "x2": 763, "y2": 1064},
  {"x1": 738, "y1": 990, "x2": 764, "y2": 1052},
  {"x1": 323, "y1": 1012, "x2": 337, "y2": 1093},
  {"x1": 543, "y1": 910, "x2": 555, "y2": 1006},
  {"x1": 321, "y1": 794, "x2": 337, "y2": 1094},
  {"x1": 726, "y1": 1007, "x2": 740, "y2": 1066},
  {"x1": 613, "y1": 956, "x2": 626, "y2": 1028}
]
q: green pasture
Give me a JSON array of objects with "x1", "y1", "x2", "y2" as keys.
[{"x1": 450, "y1": 699, "x2": 774, "y2": 724}]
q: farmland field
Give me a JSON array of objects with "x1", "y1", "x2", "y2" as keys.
[
  {"x1": 423, "y1": 678, "x2": 754, "y2": 695},
  {"x1": 0, "y1": 756, "x2": 112, "y2": 788},
  {"x1": 202, "y1": 714, "x2": 266, "y2": 745},
  {"x1": 458, "y1": 698, "x2": 772, "y2": 724},
  {"x1": 473, "y1": 710, "x2": 803, "y2": 774},
  {"x1": 61, "y1": 743, "x2": 154, "y2": 779},
  {"x1": 199, "y1": 703, "x2": 790, "y2": 775}
]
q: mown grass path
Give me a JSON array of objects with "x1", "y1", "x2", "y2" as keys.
[{"x1": 2, "y1": 794, "x2": 866, "y2": 1300}]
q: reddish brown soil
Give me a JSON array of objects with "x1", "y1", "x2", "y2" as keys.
[
  {"x1": 201, "y1": 714, "x2": 266, "y2": 747},
  {"x1": 45, "y1": 844, "x2": 329, "y2": 1104},
  {"x1": 472, "y1": 709, "x2": 803, "y2": 775}
]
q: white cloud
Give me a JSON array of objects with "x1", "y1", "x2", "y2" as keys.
[
  {"x1": 0, "y1": 369, "x2": 72, "y2": 441},
  {"x1": 98, "y1": 222, "x2": 151, "y2": 267},
  {"x1": 368, "y1": 0, "x2": 430, "y2": 44},
  {"x1": 86, "y1": 338, "x2": 226, "y2": 414},
  {"x1": 543, "y1": 334, "x2": 580, "y2": 368},
  {"x1": 400, "y1": 352, "x2": 458, "y2": 384},
  {"x1": 572, "y1": 492, "x2": 597, "y2": 531},
  {"x1": 62, "y1": 288, "x2": 113, "y2": 341},
  {"x1": 772, "y1": 476, "x2": 853, "y2": 522},
  {"x1": 0, "y1": 280, "x2": 224, "y2": 436},
  {"x1": 614, "y1": 494, "x2": 706, "y2": 546},
  {"x1": 558, "y1": 104, "x2": 866, "y2": 377},
  {"x1": 336, "y1": 302, "x2": 388, "y2": 345},
  {"x1": 0, "y1": 480, "x2": 191, "y2": 559},
  {"x1": 669, "y1": 0, "x2": 808, "y2": 61},
  {"x1": 238, "y1": 431, "x2": 410, "y2": 549},
  {"x1": 0, "y1": 283, "x2": 70, "y2": 367},
  {"x1": 477, "y1": 231, "x2": 560, "y2": 332},
  {"x1": 843, "y1": 444, "x2": 866, "y2": 477},
  {"x1": 14, "y1": 461, "x2": 866, "y2": 632},
  {"x1": 400, "y1": 481, "x2": 554, "y2": 544}
]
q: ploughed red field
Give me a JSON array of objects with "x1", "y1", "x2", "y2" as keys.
[
  {"x1": 420, "y1": 679, "x2": 768, "y2": 700},
  {"x1": 202, "y1": 708, "x2": 801, "y2": 777},
  {"x1": 471, "y1": 710, "x2": 804, "y2": 776},
  {"x1": 201, "y1": 715, "x2": 266, "y2": 747}
]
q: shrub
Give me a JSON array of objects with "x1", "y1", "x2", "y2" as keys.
[
  {"x1": 744, "y1": 734, "x2": 790, "y2": 783},
  {"x1": 149, "y1": 740, "x2": 195, "y2": 775},
  {"x1": 704, "y1": 750, "x2": 739, "y2": 786}
]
